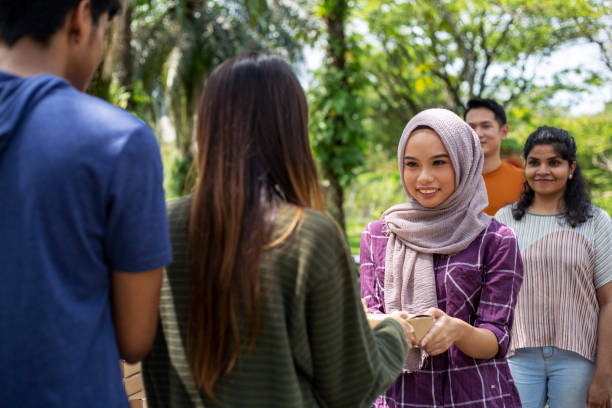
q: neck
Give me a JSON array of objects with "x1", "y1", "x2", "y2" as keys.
[
  {"x1": 528, "y1": 194, "x2": 565, "y2": 215},
  {"x1": 482, "y1": 155, "x2": 502, "y2": 174},
  {"x1": 0, "y1": 37, "x2": 68, "y2": 80}
]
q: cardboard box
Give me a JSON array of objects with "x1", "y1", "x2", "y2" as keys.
[
  {"x1": 121, "y1": 361, "x2": 141, "y2": 378},
  {"x1": 129, "y1": 398, "x2": 146, "y2": 408},
  {"x1": 367, "y1": 314, "x2": 434, "y2": 341},
  {"x1": 124, "y1": 373, "x2": 144, "y2": 397}
]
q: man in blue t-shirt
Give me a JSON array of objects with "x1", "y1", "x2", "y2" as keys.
[{"x1": 0, "y1": 1, "x2": 172, "y2": 406}]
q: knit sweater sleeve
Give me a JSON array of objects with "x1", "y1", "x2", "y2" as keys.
[{"x1": 294, "y1": 211, "x2": 408, "y2": 407}]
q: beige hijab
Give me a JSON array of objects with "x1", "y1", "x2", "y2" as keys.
[{"x1": 382, "y1": 108, "x2": 491, "y2": 370}]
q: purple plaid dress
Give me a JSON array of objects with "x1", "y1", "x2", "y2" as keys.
[{"x1": 360, "y1": 218, "x2": 524, "y2": 407}]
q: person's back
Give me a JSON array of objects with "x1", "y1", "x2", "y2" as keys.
[
  {"x1": 142, "y1": 52, "x2": 413, "y2": 407},
  {"x1": 0, "y1": 2, "x2": 171, "y2": 406},
  {"x1": 144, "y1": 197, "x2": 409, "y2": 407}
]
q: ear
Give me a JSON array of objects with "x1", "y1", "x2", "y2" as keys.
[
  {"x1": 569, "y1": 161, "x2": 577, "y2": 178},
  {"x1": 500, "y1": 124, "x2": 509, "y2": 140},
  {"x1": 66, "y1": 0, "x2": 93, "y2": 46}
]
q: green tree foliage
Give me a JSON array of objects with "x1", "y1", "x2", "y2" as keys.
[
  {"x1": 87, "y1": 0, "x2": 611, "y2": 235},
  {"x1": 93, "y1": 0, "x2": 312, "y2": 197},
  {"x1": 357, "y1": 0, "x2": 611, "y2": 150},
  {"x1": 309, "y1": 0, "x2": 367, "y2": 232}
]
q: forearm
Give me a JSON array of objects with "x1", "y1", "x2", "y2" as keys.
[
  {"x1": 593, "y1": 302, "x2": 612, "y2": 382},
  {"x1": 112, "y1": 268, "x2": 163, "y2": 362},
  {"x1": 453, "y1": 318, "x2": 499, "y2": 359}
]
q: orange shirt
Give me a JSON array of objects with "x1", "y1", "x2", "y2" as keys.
[{"x1": 483, "y1": 160, "x2": 525, "y2": 215}]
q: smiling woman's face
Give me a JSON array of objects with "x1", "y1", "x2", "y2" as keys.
[
  {"x1": 525, "y1": 144, "x2": 575, "y2": 202},
  {"x1": 402, "y1": 128, "x2": 456, "y2": 208}
]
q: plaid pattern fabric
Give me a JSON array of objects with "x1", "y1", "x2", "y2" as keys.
[{"x1": 360, "y1": 219, "x2": 524, "y2": 407}]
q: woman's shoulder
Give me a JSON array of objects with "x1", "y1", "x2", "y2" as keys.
[
  {"x1": 273, "y1": 207, "x2": 354, "y2": 280},
  {"x1": 167, "y1": 194, "x2": 193, "y2": 221},
  {"x1": 487, "y1": 217, "x2": 517, "y2": 238},
  {"x1": 299, "y1": 207, "x2": 343, "y2": 236},
  {"x1": 362, "y1": 218, "x2": 387, "y2": 237},
  {"x1": 166, "y1": 195, "x2": 193, "y2": 242},
  {"x1": 493, "y1": 204, "x2": 515, "y2": 222},
  {"x1": 471, "y1": 217, "x2": 518, "y2": 256},
  {"x1": 283, "y1": 207, "x2": 347, "y2": 254},
  {"x1": 590, "y1": 205, "x2": 611, "y2": 223}
]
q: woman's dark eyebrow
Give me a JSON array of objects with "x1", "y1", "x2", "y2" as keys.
[
  {"x1": 404, "y1": 153, "x2": 450, "y2": 160},
  {"x1": 527, "y1": 154, "x2": 562, "y2": 160}
]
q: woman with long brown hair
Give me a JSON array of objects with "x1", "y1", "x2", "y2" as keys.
[{"x1": 142, "y1": 52, "x2": 414, "y2": 407}]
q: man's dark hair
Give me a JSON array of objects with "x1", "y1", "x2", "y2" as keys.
[
  {"x1": 464, "y1": 98, "x2": 507, "y2": 127},
  {"x1": 0, "y1": 0, "x2": 121, "y2": 47}
]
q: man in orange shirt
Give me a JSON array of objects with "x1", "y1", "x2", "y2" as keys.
[{"x1": 465, "y1": 98, "x2": 524, "y2": 215}]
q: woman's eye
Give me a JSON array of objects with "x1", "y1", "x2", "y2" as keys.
[
  {"x1": 433, "y1": 160, "x2": 447, "y2": 166},
  {"x1": 549, "y1": 160, "x2": 560, "y2": 166},
  {"x1": 404, "y1": 161, "x2": 418, "y2": 168}
]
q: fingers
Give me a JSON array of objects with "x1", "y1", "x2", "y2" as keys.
[
  {"x1": 426, "y1": 307, "x2": 444, "y2": 318},
  {"x1": 419, "y1": 313, "x2": 455, "y2": 355},
  {"x1": 587, "y1": 398, "x2": 611, "y2": 408},
  {"x1": 391, "y1": 310, "x2": 410, "y2": 320},
  {"x1": 388, "y1": 312, "x2": 417, "y2": 348},
  {"x1": 587, "y1": 381, "x2": 612, "y2": 408}
]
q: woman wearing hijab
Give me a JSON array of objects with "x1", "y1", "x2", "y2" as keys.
[{"x1": 360, "y1": 108, "x2": 524, "y2": 407}]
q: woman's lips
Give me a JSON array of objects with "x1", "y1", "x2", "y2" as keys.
[{"x1": 417, "y1": 187, "x2": 438, "y2": 197}]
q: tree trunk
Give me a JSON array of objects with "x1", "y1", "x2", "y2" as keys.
[
  {"x1": 323, "y1": 167, "x2": 346, "y2": 232},
  {"x1": 118, "y1": 4, "x2": 135, "y2": 111},
  {"x1": 323, "y1": 0, "x2": 349, "y2": 234}
]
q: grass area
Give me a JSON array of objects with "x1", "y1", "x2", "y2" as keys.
[
  {"x1": 346, "y1": 218, "x2": 368, "y2": 256},
  {"x1": 347, "y1": 231, "x2": 361, "y2": 256}
]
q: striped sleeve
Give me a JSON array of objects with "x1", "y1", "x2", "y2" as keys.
[
  {"x1": 304, "y1": 214, "x2": 408, "y2": 407},
  {"x1": 493, "y1": 205, "x2": 513, "y2": 226},
  {"x1": 593, "y1": 207, "x2": 612, "y2": 288}
]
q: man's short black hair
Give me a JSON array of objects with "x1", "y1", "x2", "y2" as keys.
[
  {"x1": 0, "y1": 0, "x2": 121, "y2": 47},
  {"x1": 464, "y1": 98, "x2": 507, "y2": 127}
]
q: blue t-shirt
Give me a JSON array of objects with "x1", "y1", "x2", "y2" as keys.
[{"x1": 0, "y1": 72, "x2": 172, "y2": 407}]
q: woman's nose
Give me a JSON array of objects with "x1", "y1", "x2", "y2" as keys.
[{"x1": 417, "y1": 168, "x2": 434, "y2": 183}]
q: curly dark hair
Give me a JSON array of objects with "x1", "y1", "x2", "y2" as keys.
[{"x1": 512, "y1": 126, "x2": 592, "y2": 227}]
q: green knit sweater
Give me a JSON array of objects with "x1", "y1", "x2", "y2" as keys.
[{"x1": 142, "y1": 196, "x2": 408, "y2": 407}]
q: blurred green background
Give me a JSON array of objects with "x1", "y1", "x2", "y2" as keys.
[{"x1": 91, "y1": 0, "x2": 612, "y2": 255}]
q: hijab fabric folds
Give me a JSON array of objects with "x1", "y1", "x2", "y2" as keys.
[{"x1": 382, "y1": 108, "x2": 491, "y2": 370}]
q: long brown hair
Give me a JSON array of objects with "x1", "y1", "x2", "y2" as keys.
[{"x1": 188, "y1": 52, "x2": 324, "y2": 397}]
